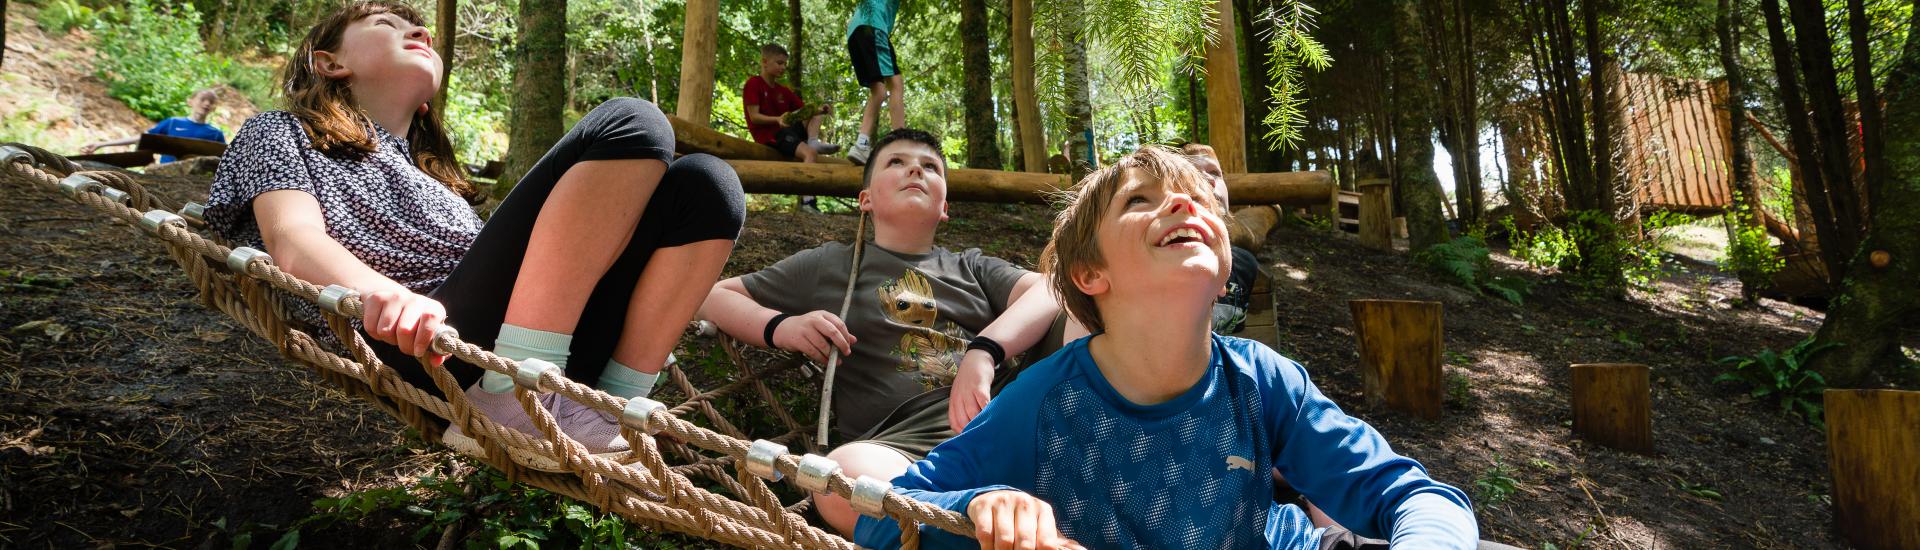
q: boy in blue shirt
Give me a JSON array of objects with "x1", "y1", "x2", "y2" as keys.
[
  {"x1": 82, "y1": 88, "x2": 226, "y2": 163},
  {"x1": 854, "y1": 146, "x2": 1491, "y2": 549}
]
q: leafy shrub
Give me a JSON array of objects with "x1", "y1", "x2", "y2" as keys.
[
  {"x1": 1415, "y1": 235, "x2": 1529, "y2": 305},
  {"x1": 93, "y1": 0, "x2": 228, "y2": 120},
  {"x1": 36, "y1": 0, "x2": 99, "y2": 33},
  {"x1": 1717, "y1": 337, "x2": 1837, "y2": 427},
  {"x1": 1720, "y1": 196, "x2": 1785, "y2": 297},
  {"x1": 1501, "y1": 216, "x2": 1578, "y2": 271},
  {"x1": 1473, "y1": 456, "x2": 1521, "y2": 507}
]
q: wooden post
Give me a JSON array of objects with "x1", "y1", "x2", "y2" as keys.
[
  {"x1": 435, "y1": 0, "x2": 456, "y2": 105},
  {"x1": 1204, "y1": 0, "x2": 1248, "y2": 173},
  {"x1": 1826, "y1": 389, "x2": 1920, "y2": 549},
  {"x1": 1357, "y1": 179, "x2": 1392, "y2": 250},
  {"x1": 1348, "y1": 300, "x2": 1443, "y2": 419},
  {"x1": 676, "y1": 0, "x2": 719, "y2": 126},
  {"x1": 1011, "y1": 0, "x2": 1047, "y2": 173},
  {"x1": 1569, "y1": 363, "x2": 1653, "y2": 453}
]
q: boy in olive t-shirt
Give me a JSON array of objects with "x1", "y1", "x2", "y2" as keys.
[{"x1": 696, "y1": 128, "x2": 1079, "y2": 537}]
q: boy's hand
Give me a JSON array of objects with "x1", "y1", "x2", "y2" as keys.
[
  {"x1": 966, "y1": 490, "x2": 1082, "y2": 550},
  {"x1": 771, "y1": 310, "x2": 856, "y2": 364},
  {"x1": 948, "y1": 351, "x2": 995, "y2": 431},
  {"x1": 361, "y1": 288, "x2": 449, "y2": 366}
]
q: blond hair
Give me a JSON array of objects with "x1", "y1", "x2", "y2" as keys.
[{"x1": 1041, "y1": 145, "x2": 1223, "y2": 333}]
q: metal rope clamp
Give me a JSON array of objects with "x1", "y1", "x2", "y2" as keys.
[
  {"x1": 316, "y1": 284, "x2": 357, "y2": 316},
  {"x1": 138, "y1": 209, "x2": 185, "y2": 236},
  {"x1": 0, "y1": 145, "x2": 31, "y2": 166},
  {"x1": 620, "y1": 396, "x2": 668, "y2": 434},
  {"x1": 513, "y1": 358, "x2": 558, "y2": 392},
  {"x1": 850, "y1": 475, "x2": 892, "y2": 518},
  {"x1": 180, "y1": 202, "x2": 207, "y2": 225},
  {"x1": 226, "y1": 247, "x2": 272, "y2": 275},
  {"x1": 58, "y1": 174, "x2": 103, "y2": 198},
  {"x1": 794, "y1": 454, "x2": 841, "y2": 494},
  {"x1": 100, "y1": 186, "x2": 132, "y2": 205},
  {"x1": 744, "y1": 439, "x2": 787, "y2": 481}
]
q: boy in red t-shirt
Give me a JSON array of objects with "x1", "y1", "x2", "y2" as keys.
[{"x1": 745, "y1": 44, "x2": 837, "y2": 210}]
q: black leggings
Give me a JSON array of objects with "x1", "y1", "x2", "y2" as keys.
[{"x1": 368, "y1": 98, "x2": 746, "y2": 396}]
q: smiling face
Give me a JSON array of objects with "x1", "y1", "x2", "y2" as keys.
[
  {"x1": 859, "y1": 138, "x2": 950, "y2": 225},
  {"x1": 318, "y1": 10, "x2": 441, "y2": 100},
  {"x1": 1086, "y1": 167, "x2": 1231, "y2": 303}
]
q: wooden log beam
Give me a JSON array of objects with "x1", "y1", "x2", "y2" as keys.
[
  {"x1": 1826, "y1": 389, "x2": 1920, "y2": 549},
  {"x1": 676, "y1": 0, "x2": 719, "y2": 126},
  {"x1": 1011, "y1": 0, "x2": 1046, "y2": 173},
  {"x1": 1348, "y1": 299, "x2": 1443, "y2": 419},
  {"x1": 669, "y1": 115, "x2": 850, "y2": 165},
  {"x1": 726, "y1": 160, "x2": 1333, "y2": 206},
  {"x1": 1227, "y1": 206, "x2": 1279, "y2": 250},
  {"x1": 1205, "y1": 0, "x2": 1248, "y2": 173},
  {"x1": 1570, "y1": 363, "x2": 1653, "y2": 454}
]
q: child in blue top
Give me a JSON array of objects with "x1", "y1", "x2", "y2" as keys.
[
  {"x1": 854, "y1": 146, "x2": 1484, "y2": 549},
  {"x1": 81, "y1": 88, "x2": 227, "y2": 163}
]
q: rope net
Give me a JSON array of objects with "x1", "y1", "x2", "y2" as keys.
[{"x1": 0, "y1": 143, "x2": 969, "y2": 549}]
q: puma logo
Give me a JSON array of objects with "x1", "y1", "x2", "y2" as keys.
[{"x1": 1225, "y1": 456, "x2": 1254, "y2": 472}]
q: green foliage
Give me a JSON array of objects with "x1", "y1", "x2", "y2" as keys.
[
  {"x1": 1720, "y1": 197, "x2": 1785, "y2": 295},
  {"x1": 1256, "y1": 0, "x2": 1332, "y2": 151},
  {"x1": 1445, "y1": 368, "x2": 1474, "y2": 409},
  {"x1": 36, "y1": 0, "x2": 102, "y2": 33},
  {"x1": 1676, "y1": 479, "x2": 1724, "y2": 501},
  {"x1": 1716, "y1": 338, "x2": 1838, "y2": 427},
  {"x1": 1472, "y1": 456, "x2": 1520, "y2": 508},
  {"x1": 93, "y1": 0, "x2": 228, "y2": 120},
  {"x1": 1502, "y1": 216, "x2": 1578, "y2": 271},
  {"x1": 1415, "y1": 235, "x2": 1529, "y2": 305}
]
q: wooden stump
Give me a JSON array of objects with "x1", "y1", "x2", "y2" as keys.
[
  {"x1": 1569, "y1": 363, "x2": 1653, "y2": 453},
  {"x1": 1826, "y1": 389, "x2": 1920, "y2": 549},
  {"x1": 1357, "y1": 180, "x2": 1391, "y2": 250},
  {"x1": 1349, "y1": 300, "x2": 1442, "y2": 419}
]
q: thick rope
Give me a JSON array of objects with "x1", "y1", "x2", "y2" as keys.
[{"x1": 0, "y1": 144, "x2": 973, "y2": 548}]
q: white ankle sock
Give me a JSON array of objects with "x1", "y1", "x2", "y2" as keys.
[
  {"x1": 483, "y1": 323, "x2": 572, "y2": 393},
  {"x1": 855, "y1": 134, "x2": 871, "y2": 148}
]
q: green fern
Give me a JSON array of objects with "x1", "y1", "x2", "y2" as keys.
[
  {"x1": 1717, "y1": 338, "x2": 1838, "y2": 427},
  {"x1": 1416, "y1": 236, "x2": 1528, "y2": 305}
]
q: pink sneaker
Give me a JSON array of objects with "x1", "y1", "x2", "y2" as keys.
[{"x1": 443, "y1": 383, "x2": 630, "y2": 471}]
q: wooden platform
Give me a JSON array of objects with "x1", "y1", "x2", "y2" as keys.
[{"x1": 1239, "y1": 266, "x2": 1282, "y2": 349}]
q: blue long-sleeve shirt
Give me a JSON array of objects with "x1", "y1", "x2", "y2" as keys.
[{"x1": 854, "y1": 334, "x2": 1478, "y2": 549}]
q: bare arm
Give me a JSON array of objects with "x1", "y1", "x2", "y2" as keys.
[
  {"x1": 745, "y1": 102, "x2": 785, "y2": 126},
  {"x1": 949, "y1": 272, "x2": 1063, "y2": 431},
  {"x1": 699, "y1": 277, "x2": 855, "y2": 363},
  {"x1": 253, "y1": 189, "x2": 407, "y2": 295}
]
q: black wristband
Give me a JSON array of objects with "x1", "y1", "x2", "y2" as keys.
[
  {"x1": 763, "y1": 312, "x2": 792, "y2": 348},
  {"x1": 967, "y1": 336, "x2": 1007, "y2": 367}
]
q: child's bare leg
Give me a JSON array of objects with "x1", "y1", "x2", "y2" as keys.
[
  {"x1": 859, "y1": 83, "x2": 886, "y2": 138},
  {"x1": 806, "y1": 114, "x2": 826, "y2": 141},
  {"x1": 608, "y1": 239, "x2": 734, "y2": 376},
  {"x1": 816, "y1": 442, "x2": 915, "y2": 537},
  {"x1": 885, "y1": 75, "x2": 906, "y2": 130},
  {"x1": 796, "y1": 142, "x2": 819, "y2": 163},
  {"x1": 505, "y1": 159, "x2": 666, "y2": 333}
]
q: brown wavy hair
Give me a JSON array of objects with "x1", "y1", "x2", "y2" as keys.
[
  {"x1": 1041, "y1": 145, "x2": 1224, "y2": 333},
  {"x1": 282, "y1": 1, "x2": 481, "y2": 203}
]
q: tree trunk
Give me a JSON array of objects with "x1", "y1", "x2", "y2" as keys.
[
  {"x1": 1583, "y1": 0, "x2": 1616, "y2": 216},
  {"x1": 1788, "y1": 0, "x2": 1865, "y2": 275},
  {"x1": 1205, "y1": 0, "x2": 1249, "y2": 173},
  {"x1": 435, "y1": 0, "x2": 457, "y2": 106},
  {"x1": 2, "y1": 0, "x2": 8, "y2": 69},
  {"x1": 1064, "y1": 9, "x2": 1095, "y2": 181},
  {"x1": 500, "y1": 0, "x2": 568, "y2": 195},
  {"x1": 788, "y1": 0, "x2": 806, "y2": 97},
  {"x1": 959, "y1": 0, "x2": 1003, "y2": 169},
  {"x1": 1809, "y1": 3, "x2": 1920, "y2": 388},
  {"x1": 1011, "y1": 0, "x2": 1045, "y2": 172},
  {"x1": 1241, "y1": 0, "x2": 1276, "y2": 173},
  {"x1": 1763, "y1": 0, "x2": 1846, "y2": 286},
  {"x1": 1848, "y1": 0, "x2": 1885, "y2": 220},
  {"x1": 1719, "y1": 0, "x2": 1763, "y2": 302},
  {"x1": 1391, "y1": 0, "x2": 1449, "y2": 251},
  {"x1": 676, "y1": 0, "x2": 719, "y2": 126}
]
